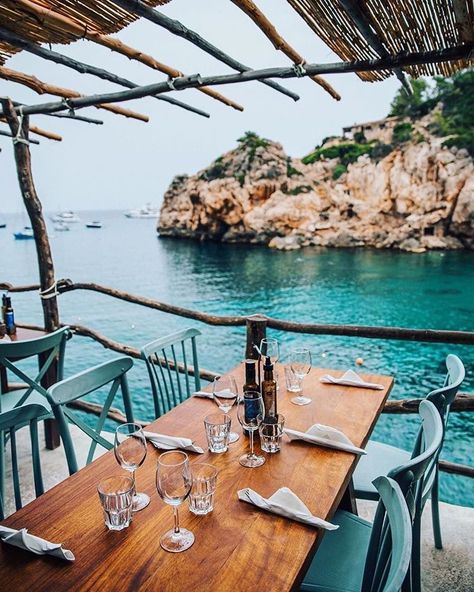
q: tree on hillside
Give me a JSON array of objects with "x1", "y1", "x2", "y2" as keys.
[{"x1": 389, "y1": 78, "x2": 430, "y2": 118}]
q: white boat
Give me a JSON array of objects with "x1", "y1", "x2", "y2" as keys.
[
  {"x1": 86, "y1": 221, "x2": 102, "y2": 229},
  {"x1": 51, "y1": 211, "x2": 81, "y2": 223},
  {"x1": 124, "y1": 203, "x2": 159, "y2": 219},
  {"x1": 54, "y1": 222, "x2": 70, "y2": 232}
]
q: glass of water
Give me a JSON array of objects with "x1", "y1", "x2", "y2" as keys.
[
  {"x1": 188, "y1": 463, "x2": 218, "y2": 515},
  {"x1": 114, "y1": 423, "x2": 150, "y2": 511},
  {"x1": 204, "y1": 412, "x2": 231, "y2": 453},
  {"x1": 212, "y1": 375, "x2": 239, "y2": 443},
  {"x1": 259, "y1": 414, "x2": 285, "y2": 453},
  {"x1": 98, "y1": 475, "x2": 134, "y2": 531}
]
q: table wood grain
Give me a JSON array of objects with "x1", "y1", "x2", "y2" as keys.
[{"x1": 0, "y1": 365, "x2": 393, "y2": 591}]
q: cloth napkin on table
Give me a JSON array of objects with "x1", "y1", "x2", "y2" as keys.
[
  {"x1": 0, "y1": 525, "x2": 75, "y2": 561},
  {"x1": 142, "y1": 430, "x2": 204, "y2": 454},
  {"x1": 237, "y1": 487, "x2": 338, "y2": 530},
  {"x1": 320, "y1": 369, "x2": 384, "y2": 390},
  {"x1": 284, "y1": 424, "x2": 366, "y2": 455},
  {"x1": 192, "y1": 389, "x2": 236, "y2": 400}
]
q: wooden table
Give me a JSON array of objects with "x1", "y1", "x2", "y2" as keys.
[{"x1": 0, "y1": 365, "x2": 392, "y2": 592}]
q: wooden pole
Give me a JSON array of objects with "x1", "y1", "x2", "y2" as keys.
[
  {"x1": 0, "y1": 28, "x2": 210, "y2": 118},
  {"x1": 246, "y1": 314, "x2": 267, "y2": 359},
  {"x1": 0, "y1": 129, "x2": 39, "y2": 144},
  {"x1": 109, "y1": 0, "x2": 300, "y2": 102},
  {"x1": 230, "y1": 0, "x2": 341, "y2": 100},
  {"x1": 1, "y1": 97, "x2": 61, "y2": 448},
  {"x1": 0, "y1": 66, "x2": 149, "y2": 122},
  {"x1": 9, "y1": 0, "x2": 243, "y2": 112},
  {"x1": 2, "y1": 45, "x2": 469, "y2": 119}
]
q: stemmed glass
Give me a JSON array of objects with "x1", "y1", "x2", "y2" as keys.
[
  {"x1": 290, "y1": 348, "x2": 312, "y2": 406},
  {"x1": 114, "y1": 423, "x2": 150, "y2": 511},
  {"x1": 213, "y1": 375, "x2": 239, "y2": 443},
  {"x1": 236, "y1": 391, "x2": 265, "y2": 468},
  {"x1": 156, "y1": 451, "x2": 194, "y2": 553}
]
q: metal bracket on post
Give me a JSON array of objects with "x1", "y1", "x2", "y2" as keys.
[{"x1": 245, "y1": 314, "x2": 268, "y2": 360}]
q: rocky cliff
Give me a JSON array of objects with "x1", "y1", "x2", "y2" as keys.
[{"x1": 158, "y1": 119, "x2": 473, "y2": 252}]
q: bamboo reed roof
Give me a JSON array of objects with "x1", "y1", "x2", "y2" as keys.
[
  {"x1": 287, "y1": 0, "x2": 473, "y2": 81},
  {"x1": 0, "y1": 0, "x2": 171, "y2": 64}
]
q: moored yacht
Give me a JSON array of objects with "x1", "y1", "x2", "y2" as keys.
[
  {"x1": 124, "y1": 203, "x2": 159, "y2": 219},
  {"x1": 51, "y1": 211, "x2": 81, "y2": 223}
]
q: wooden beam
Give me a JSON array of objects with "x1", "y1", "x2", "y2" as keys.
[
  {"x1": 1, "y1": 118, "x2": 62, "y2": 141},
  {"x1": 230, "y1": 0, "x2": 341, "y2": 100},
  {"x1": 0, "y1": 28, "x2": 210, "y2": 119},
  {"x1": 383, "y1": 394, "x2": 474, "y2": 414},
  {"x1": 2, "y1": 45, "x2": 469, "y2": 119},
  {"x1": 0, "y1": 66, "x2": 149, "y2": 122},
  {"x1": 47, "y1": 112, "x2": 104, "y2": 125},
  {"x1": 338, "y1": 0, "x2": 411, "y2": 93},
  {"x1": 0, "y1": 128, "x2": 40, "y2": 144},
  {"x1": 0, "y1": 98, "x2": 60, "y2": 332},
  {"x1": 453, "y1": 0, "x2": 474, "y2": 43},
  {"x1": 8, "y1": 0, "x2": 243, "y2": 112},
  {"x1": 109, "y1": 0, "x2": 299, "y2": 102}
]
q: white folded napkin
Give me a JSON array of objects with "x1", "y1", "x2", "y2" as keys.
[
  {"x1": 0, "y1": 526, "x2": 75, "y2": 561},
  {"x1": 284, "y1": 424, "x2": 366, "y2": 455},
  {"x1": 143, "y1": 430, "x2": 204, "y2": 454},
  {"x1": 237, "y1": 487, "x2": 338, "y2": 530},
  {"x1": 320, "y1": 369, "x2": 384, "y2": 390},
  {"x1": 192, "y1": 389, "x2": 236, "y2": 400}
]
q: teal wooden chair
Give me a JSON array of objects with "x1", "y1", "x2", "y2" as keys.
[
  {"x1": 301, "y1": 476, "x2": 412, "y2": 592},
  {"x1": 354, "y1": 400, "x2": 443, "y2": 592},
  {"x1": 141, "y1": 328, "x2": 201, "y2": 418},
  {"x1": 0, "y1": 326, "x2": 70, "y2": 415},
  {"x1": 353, "y1": 354, "x2": 465, "y2": 551},
  {"x1": 46, "y1": 356, "x2": 135, "y2": 475},
  {"x1": 0, "y1": 403, "x2": 49, "y2": 519}
]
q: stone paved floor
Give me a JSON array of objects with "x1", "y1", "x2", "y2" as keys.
[{"x1": 3, "y1": 424, "x2": 474, "y2": 590}]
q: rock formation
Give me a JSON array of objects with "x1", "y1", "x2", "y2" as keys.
[{"x1": 158, "y1": 121, "x2": 473, "y2": 252}]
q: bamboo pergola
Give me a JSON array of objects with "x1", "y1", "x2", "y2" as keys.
[{"x1": 0, "y1": 1, "x2": 472, "y2": 449}]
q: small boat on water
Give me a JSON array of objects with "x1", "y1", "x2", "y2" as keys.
[
  {"x1": 14, "y1": 226, "x2": 34, "y2": 240},
  {"x1": 86, "y1": 221, "x2": 102, "y2": 229},
  {"x1": 51, "y1": 211, "x2": 81, "y2": 223},
  {"x1": 54, "y1": 222, "x2": 70, "y2": 232},
  {"x1": 0, "y1": 223, "x2": 6, "y2": 229},
  {"x1": 124, "y1": 203, "x2": 159, "y2": 219}
]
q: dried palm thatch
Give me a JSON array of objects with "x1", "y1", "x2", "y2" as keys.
[{"x1": 287, "y1": 0, "x2": 473, "y2": 81}]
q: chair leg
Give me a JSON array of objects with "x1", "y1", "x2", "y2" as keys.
[
  {"x1": 411, "y1": 513, "x2": 422, "y2": 592},
  {"x1": 431, "y1": 469, "x2": 443, "y2": 550}
]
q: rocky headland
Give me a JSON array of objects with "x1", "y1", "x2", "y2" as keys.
[{"x1": 158, "y1": 75, "x2": 473, "y2": 252}]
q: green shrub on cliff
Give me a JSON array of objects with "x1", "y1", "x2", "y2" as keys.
[
  {"x1": 302, "y1": 142, "x2": 373, "y2": 166},
  {"x1": 332, "y1": 164, "x2": 347, "y2": 180},
  {"x1": 392, "y1": 122, "x2": 413, "y2": 144}
]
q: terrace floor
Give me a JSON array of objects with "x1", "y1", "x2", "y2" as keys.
[{"x1": 3, "y1": 424, "x2": 474, "y2": 591}]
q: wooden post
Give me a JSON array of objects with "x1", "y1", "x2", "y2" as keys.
[
  {"x1": 246, "y1": 314, "x2": 267, "y2": 359},
  {"x1": 1, "y1": 97, "x2": 61, "y2": 449}
]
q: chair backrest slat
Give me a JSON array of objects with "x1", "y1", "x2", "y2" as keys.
[
  {"x1": 362, "y1": 476, "x2": 413, "y2": 592},
  {"x1": 141, "y1": 328, "x2": 202, "y2": 419},
  {"x1": 47, "y1": 356, "x2": 134, "y2": 475},
  {"x1": 0, "y1": 403, "x2": 49, "y2": 519}
]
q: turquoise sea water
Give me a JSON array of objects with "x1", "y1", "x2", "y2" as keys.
[{"x1": 1, "y1": 210, "x2": 473, "y2": 506}]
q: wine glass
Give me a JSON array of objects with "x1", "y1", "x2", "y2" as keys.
[
  {"x1": 236, "y1": 391, "x2": 265, "y2": 468},
  {"x1": 290, "y1": 348, "x2": 312, "y2": 406},
  {"x1": 156, "y1": 451, "x2": 194, "y2": 553},
  {"x1": 114, "y1": 423, "x2": 150, "y2": 511},
  {"x1": 213, "y1": 375, "x2": 239, "y2": 443}
]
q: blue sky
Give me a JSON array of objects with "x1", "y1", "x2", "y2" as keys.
[{"x1": 1, "y1": 0, "x2": 400, "y2": 213}]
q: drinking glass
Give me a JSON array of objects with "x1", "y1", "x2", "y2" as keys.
[
  {"x1": 114, "y1": 423, "x2": 150, "y2": 511},
  {"x1": 290, "y1": 348, "x2": 312, "y2": 405},
  {"x1": 97, "y1": 475, "x2": 134, "y2": 531},
  {"x1": 236, "y1": 391, "x2": 265, "y2": 468},
  {"x1": 212, "y1": 375, "x2": 239, "y2": 443},
  {"x1": 188, "y1": 463, "x2": 218, "y2": 515},
  {"x1": 259, "y1": 414, "x2": 285, "y2": 453},
  {"x1": 260, "y1": 338, "x2": 280, "y2": 365},
  {"x1": 156, "y1": 451, "x2": 194, "y2": 553},
  {"x1": 285, "y1": 365, "x2": 303, "y2": 392},
  {"x1": 204, "y1": 412, "x2": 231, "y2": 453}
]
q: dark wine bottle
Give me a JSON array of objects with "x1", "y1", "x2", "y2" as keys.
[
  {"x1": 1, "y1": 294, "x2": 6, "y2": 323},
  {"x1": 243, "y1": 359, "x2": 260, "y2": 436},
  {"x1": 5, "y1": 296, "x2": 16, "y2": 336}
]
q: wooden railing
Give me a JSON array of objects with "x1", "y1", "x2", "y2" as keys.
[{"x1": 3, "y1": 279, "x2": 473, "y2": 479}]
